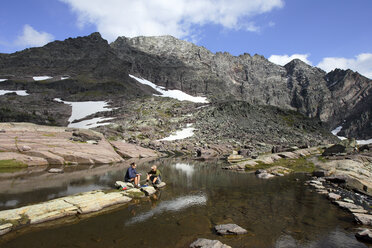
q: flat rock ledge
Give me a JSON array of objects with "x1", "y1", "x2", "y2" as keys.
[
  {"x1": 223, "y1": 147, "x2": 320, "y2": 172},
  {"x1": 190, "y1": 238, "x2": 231, "y2": 248},
  {"x1": 0, "y1": 123, "x2": 124, "y2": 166},
  {"x1": 355, "y1": 229, "x2": 372, "y2": 243},
  {"x1": 215, "y1": 224, "x2": 248, "y2": 235},
  {"x1": 0, "y1": 185, "x2": 159, "y2": 237}
]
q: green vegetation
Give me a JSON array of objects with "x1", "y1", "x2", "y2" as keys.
[
  {"x1": 0, "y1": 159, "x2": 27, "y2": 168},
  {"x1": 42, "y1": 133, "x2": 56, "y2": 137},
  {"x1": 317, "y1": 155, "x2": 329, "y2": 163}
]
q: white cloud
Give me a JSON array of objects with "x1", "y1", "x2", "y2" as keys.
[
  {"x1": 268, "y1": 54, "x2": 312, "y2": 66},
  {"x1": 317, "y1": 53, "x2": 372, "y2": 79},
  {"x1": 60, "y1": 0, "x2": 284, "y2": 41},
  {"x1": 15, "y1": 24, "x2": 54, "y2": 47}
]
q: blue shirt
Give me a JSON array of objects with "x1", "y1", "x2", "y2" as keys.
[{"x1": 125, "y1": 167, "x2": 138, "y2": 181}]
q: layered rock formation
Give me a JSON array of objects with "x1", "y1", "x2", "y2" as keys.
[
  {"x1": 112, "y1": 35, "x2": 372, "y2": 139},
  {"x1": 0, "y1": 33, "x2": 371, "y2": 140}
]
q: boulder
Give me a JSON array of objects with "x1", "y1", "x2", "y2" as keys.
[
  {"x1": 353, "y1": 213, "x2": 372, "y2": 226},
  {"x1": 124, "y1": 188, "x2": 145, "y2": 198},
  {"x1": 334, "y1": 201, "x2": 368, "y2": 214},
  {"x1": 190, "y1": 238, "x2": 231, "y2": 248},
  {"x1": 215, "y1": 224, "x2": 248, "y2": 235},
  {"x1": 322, "y1": 144, "x2": 347, "y2": 156},
  {"x1": 0, "y1": 223, "x2": 12, "y2": 236},
  {"x1": 355, "y1": 229, "x2": 372, "y2": 243},
  {"x1": 20, "y1": 145, "x2": 32, "y2": 151},
  {"x1": 328, "y1": 193, "x2": 341, "y2": 201},
  {"x1": 155, "y1": 182, "x2": 166, "y2": 188},
  {"x1": 227, "y1": 154, "x2": 244, "y2": 163},
  {"x1": 141, "y1": 186, "x2": 156, "y2": 196}
]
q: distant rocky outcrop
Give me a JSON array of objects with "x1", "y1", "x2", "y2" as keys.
[{"x1": 112, "y1": 35, "x2": 372, "y2": 139}]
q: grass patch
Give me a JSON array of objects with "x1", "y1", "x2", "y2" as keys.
[
  {"x1": 42, "y1": 133, "x2": 56, "y2": 137},
  {"x1": 0, "y1": 159, "x2": 27, "y2": 168},
  {"x1": 317, "y1": 155, "x2": 329, "y2": 163}
]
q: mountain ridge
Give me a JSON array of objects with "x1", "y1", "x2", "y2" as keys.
[{"x1": 0, "y1": 32, "x2": 371, "y2": 139}]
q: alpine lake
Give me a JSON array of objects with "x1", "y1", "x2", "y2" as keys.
[{"x1": 0, "y1": 158, "x2": 369, "y2": 248}]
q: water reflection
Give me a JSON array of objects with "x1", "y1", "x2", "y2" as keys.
[{"x1": 125, "y1": 193, "x2": 207, "y2": 225}]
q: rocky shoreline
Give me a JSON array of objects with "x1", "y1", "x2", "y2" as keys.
[
  {"x1": 0, "y1": 181, "x2": 165, "y2": 237},
  {"x1": 224, "y1": 140, "x2": 372, "y2": 244},
  {"x1": 0, "y1": 122, "x2": 161, "y2": 168}
]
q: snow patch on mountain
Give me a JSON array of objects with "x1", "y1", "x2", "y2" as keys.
[
  {"x1": 129, "y1": 74, "x2": 208, "y2": 103},
  {"x1": 54, "y1": 98, "x2": 113, "y2": 129},
  {"x1": 0, "y1": 90, "x2": 29, "y2": 96}
]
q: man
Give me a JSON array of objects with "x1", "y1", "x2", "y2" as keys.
[
  {"x1": 124, "y1": 162, "x2": 141, "y2": 187},
  {"x1": 146, "y1": 165, "x2": 162, "y2": 185}
]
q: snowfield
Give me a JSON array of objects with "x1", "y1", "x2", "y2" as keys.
[
  {"x1": 54, "y1": 98, "x2": 113, "y2": 129},
  {"x1": 129, "y1": 74, "x2": 208, "y2": 103},
  {"x1": 33, "y1": 76, "x2": 53, "y2": 81},
  {"x1": 159, "y1": 124, "x2": 195, "y2": 141},
  {"x1": 0, "y1": 90, "x2": 29, "y2": 96},
  {"x1": 0, "y1": 79, "x2": 7, "y2": 82},
  {"x1": 331, "y1": 125, "x2": 372, "y2": 145}
]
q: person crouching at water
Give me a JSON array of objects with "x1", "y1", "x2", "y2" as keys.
[
  {"x1": 146, "y1": 165, "x2": 162, "y2": 185},
  {"x1": 125, "y1": 162, "x2": 141, "y2": 187}
]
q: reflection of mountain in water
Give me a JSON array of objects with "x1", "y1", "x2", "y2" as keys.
[{"x1": 125, "y1": 194, "x2": 207, "y2": 225}]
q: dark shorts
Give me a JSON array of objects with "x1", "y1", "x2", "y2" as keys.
[
  {"x1": 150, "y1": 175, "x2": 161, "y2": 184},
  {"x1": 124, "y1": 178, "x2": 135, "y2": 183}
]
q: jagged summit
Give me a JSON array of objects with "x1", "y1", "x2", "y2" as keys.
[{"x1": 0, "y1": 32, "x2": 371, "y2": 139}]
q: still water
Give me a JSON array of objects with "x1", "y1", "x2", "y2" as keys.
[{"x1": 0, "y1": 158, "x2": 369, "y2": 248}]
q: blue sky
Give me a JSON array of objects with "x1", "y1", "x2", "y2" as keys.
[{"x1": 0, "y1": 0, "x2": 371, "y2": 78}]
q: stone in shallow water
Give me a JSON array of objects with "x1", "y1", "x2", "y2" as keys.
[
  {"x1": 190, "y1": 238, "x2": 231, "y2": 248},
  {"x1": 141, "y1": 186, "x2": 156, "y2": 196},
  {"x1": 353, "y1": 213, "x2": 372, "y2": 226},
  {"x1": 257, "y1": 173, "x2": 275, "y2": 179},
  {"x1": 115, "y1": 181, "x2": 134, "y2": 189},
  {"x1": 355, "y1": 229, "x2": 372, "y2": 243},
  {"x1": 215, "y1": 224, "x2": 248, "y2": 235},
  {"x1": 0, "y1": 223, "x2": 13, "y2": 236},
  {"x1": 335, "y1": 201, "x2": 368, "y2": 214},
  {"x1": 328, "y1": 193, "x2": 341, "y2": 201}
]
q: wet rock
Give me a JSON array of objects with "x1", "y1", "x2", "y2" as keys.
[
  {"x1": 255, "y1": 169, "x2": 267, "y2": 175},
  {"x1": 353, "y1": 213, "x2": 372, "y2": 226},
  {"x1": 0, "y1": 223, "x2": 12, "y2": 236},
  {"x1": 154, "y1": 182, "x2": 166, "y2": 188},
  {"x1": 328, "y1": 193, "x2": 341, "y2": 201},
  {"x1": 334, "y1": 201, "x2": 368, "y2": 214},
  {"x1": 227, "y1": 154, "x2": 244, "y2": 163},
  {"x1": 215, "y1": 224, "x2": 248, "y2": 235},
  {"x1": 115, "y1": 181, "x2": 134, "y2": 189},
  {"x1": 141, "y1": 186, "x2": 156, "y2": 196},
  {"x1": 48, "y1": 168, "x2": 64, "y2": 173},
  {"x1": 355, "y1": 229, "x2": 372, "y2": 243},
  {"x1": 257, "y1": 173, "x2": 275, "y2": 179},
  {"x1": 124, "y1": 188, "x2": 145, "y2": 198},
  {"x1": 325, "y1": 175, "x2": 348, "y2": 184},
  {"x1": 190, "y1": 238, "x2": 231, "y2": 248}
]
